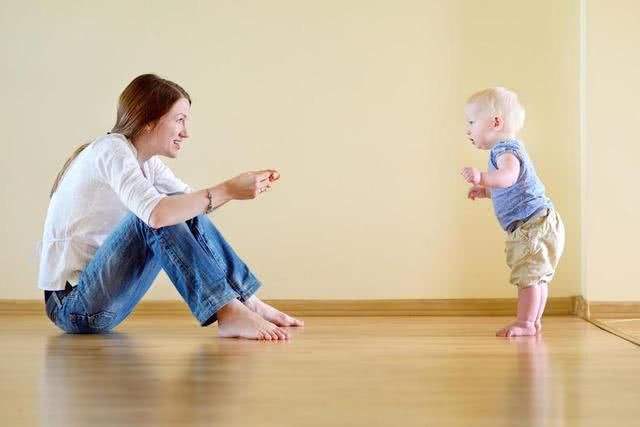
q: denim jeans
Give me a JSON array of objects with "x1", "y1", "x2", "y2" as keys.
[{"x1": 44, "y1": 213, "x2": 261, "y2": 333}]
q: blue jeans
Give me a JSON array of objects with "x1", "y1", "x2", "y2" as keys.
[{"x1": 44, "y1": 213, "x2": 261, "y2": 334}]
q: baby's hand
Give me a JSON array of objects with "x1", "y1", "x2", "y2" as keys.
[
  {"x1": 461, "y1": 167, "x2": 481, "y2": 185},
  {"x1": 467, "y1": 185, "x2": 487, "y2": 201}
]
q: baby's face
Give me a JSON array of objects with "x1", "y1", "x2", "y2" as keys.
[{"x1": 464, "y1": 103, "x2": 497, "y2": 150}]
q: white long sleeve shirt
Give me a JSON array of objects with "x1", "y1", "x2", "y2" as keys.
[{"x1": 37, "y1": 133, "x2": 191, "y2": 291}]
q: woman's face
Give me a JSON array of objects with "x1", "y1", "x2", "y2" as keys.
[{"x1": 149, "y1": 97, "x2": 191, "y2": 158}]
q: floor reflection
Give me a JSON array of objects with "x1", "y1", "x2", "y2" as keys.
[
  {"x1": 505, "y1": 335, "x2": 563, "y2": 426},
  {"x1": 40, "y1": 333, "x2": 277, "y2": 427}
]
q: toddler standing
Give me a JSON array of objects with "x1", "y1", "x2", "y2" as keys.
[{"x1": 461, "y1": 87, "x2": 565, "y2": 337}]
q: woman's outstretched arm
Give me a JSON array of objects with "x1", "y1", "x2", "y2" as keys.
[{"x1": 148, "y1": 170, "x2": 279, "y2": 229}]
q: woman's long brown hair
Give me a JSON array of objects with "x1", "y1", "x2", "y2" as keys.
[{"x1": 50, "y1": 74, "x2": 191, "y2": 197}]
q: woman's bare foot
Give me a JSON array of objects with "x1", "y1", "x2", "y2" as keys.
[
  {"x1": 244, "y1": 295, "x2": 304, "y2": 327},
  {"x1": 217, "y1": 299, "x2": 290, "y2": 340},
  {"x1": 496, "y1": 320, "x2": 537, "y2": 337}
]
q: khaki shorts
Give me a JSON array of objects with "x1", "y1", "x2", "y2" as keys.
[{"x1": 505, "y1": 208, "x2": 565, "y2": 288}]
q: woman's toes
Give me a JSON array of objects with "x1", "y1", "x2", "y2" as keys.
[
  {"x1": 272, "y1": 328, "x2": 284, "y2": 340},
  {"x1": 276, "y1": 328, "x2": 289, "y2": 340}
]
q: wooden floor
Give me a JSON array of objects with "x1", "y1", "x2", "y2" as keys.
[
  {"x1": 593, "y1": 318, "x2": 640, "y2": 345},
  {"x1": 1, "y1": 314, "x2": 638, "y2": 427}
]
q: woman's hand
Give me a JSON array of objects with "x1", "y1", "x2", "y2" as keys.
[{"x1": 225, "y1": 169, "x2": 280, "y2": 200}]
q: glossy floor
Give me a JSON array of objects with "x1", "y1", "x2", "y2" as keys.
[
  {"x1": 595, "y1": 318, "x2": 640, "y2": 345},
  {"x1": 1, "y1": 314, "x2": 638, "y2": 427}
]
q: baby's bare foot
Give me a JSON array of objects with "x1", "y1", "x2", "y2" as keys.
[
  {"x1": 535, "y1": 321, "x2": 542, "y2": 334},
  {"x1": 244, "y1": 296, "x2": 304, "y2": 327},
  {"x1": 496, "y1": 320, "x2": 537, "y2": 337},
  {"x1": 217, "y1": 299, "x2": 290, "y2": 340}
]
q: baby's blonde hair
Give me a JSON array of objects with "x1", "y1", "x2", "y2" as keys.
[{"x1": 466, "y1": 87, "x2": 525, "y2": 134}]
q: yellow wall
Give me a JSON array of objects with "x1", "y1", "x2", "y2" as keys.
[
  {"x1": 1, "y1": 1, "x2": 583, "y2": 300},
  {"x1": 583, "y1": 0, "x2": 640, "y2": 301}
]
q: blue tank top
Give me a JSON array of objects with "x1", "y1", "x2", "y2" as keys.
[{"x1": 488, "y1": 139, "x2": 552, "y2": 231}]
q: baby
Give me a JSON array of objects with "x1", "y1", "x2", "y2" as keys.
[{"x1": 461, "y1": 87, "x2": 565, "y2": 337}]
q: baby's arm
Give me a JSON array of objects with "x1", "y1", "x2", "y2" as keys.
[
  {"x1": 467, "y1": 185, "x2": 490, "y2": 200},
  {"x1": 461, "y1": 153, "x2": 520, "y2": 189}
]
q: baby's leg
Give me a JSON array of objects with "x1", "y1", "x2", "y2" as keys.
[
  {"x1": 534, "y1": 282, "x2": 548, "y2": 333},
  {"x1": 496, "y1": 284, "x2": 540, "y2": 337}
]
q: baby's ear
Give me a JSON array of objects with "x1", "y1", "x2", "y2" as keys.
[{"x1": 492, "y1": 116, "x2": 504, "y2": 130}]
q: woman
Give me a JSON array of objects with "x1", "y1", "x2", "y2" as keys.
[{"x1": 38, "y1": 74, "x2": 302, "y2": 340}]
